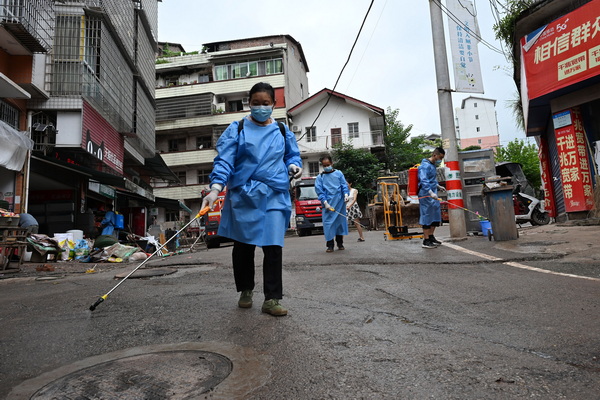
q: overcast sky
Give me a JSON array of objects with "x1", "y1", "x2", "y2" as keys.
[{"x1": 157, "y1": 0, "x2": 528, "y2": 146}]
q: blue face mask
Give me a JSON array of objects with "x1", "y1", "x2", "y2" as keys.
[
  {"x1": 435, "y1": 160, "x2": 442, "y2": 167},
  {"x1": 323, "y1": 166, "x2": 333, "y2": 172},
  {"x1": 250, "y1": 105, "x2": 273, "y2": 122}
]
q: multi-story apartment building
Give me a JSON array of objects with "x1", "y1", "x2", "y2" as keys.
[
  {"x1": 454, "y1": 96, "x2": 500, "y2": 150},
  {"x1": 17, "y1": 0, "x2": 165, "y2": 236},
  {"x1": 287, "y1": 88, "x2": 385, "y2": 177},
  {"x1": 0, "y1": 0, "x2": 54, "y2": 213},
  {"x1": 153, "y1": 35, "x2": 310, "y2": 223}
]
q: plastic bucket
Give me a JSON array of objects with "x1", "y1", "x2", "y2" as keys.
[
  {"x1": 67, "y1": 229, "x2": 84, "y2": 241},
  {"x1": 480, "y1": 220, "x2": 493, "y2": 236}
]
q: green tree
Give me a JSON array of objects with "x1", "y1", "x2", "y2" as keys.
[
  {"x1": 495, "y1": 139, "x2": 541, "y2": 191},
  {"x1": 331, "y1": 142, "x2": 383, "y2": 205},
  {"x1": 461, "y1": 145, "x2": 482, "y2": 151},
  {"x1": 384, "y1": 107, "x2": 430, "y2": 171}
]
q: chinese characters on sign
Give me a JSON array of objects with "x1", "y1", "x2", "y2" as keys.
[
  {"x1": 446, "y1": 0, "x2": 484, "y2": 93},
  {"x1": 554, "y1": 108, "x2": 594, "y2": 212},
  {"x1": 538, "y1": 136, "x2": 556, "y2": 217},
  {"x1": 522, "y1": 0, "x2": 600, "y2": 99}
]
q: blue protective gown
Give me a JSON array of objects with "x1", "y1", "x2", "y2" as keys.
[
  {"x1": 101, "y1": 210, "x2": 116, "y2": 236},
  {"x1": 209, "y1": 116, "x2": 302, "y2": 247},
  {"x1": 315, "y1": 169, "x2": 350, "y2": 241},
  {"x1": 418, "y1": 158, "x2": 441, "y2": 226}
]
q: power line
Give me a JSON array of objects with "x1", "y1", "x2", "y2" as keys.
[{"x1": 296, "y1": 0, "x2": 375, "y2": 142}]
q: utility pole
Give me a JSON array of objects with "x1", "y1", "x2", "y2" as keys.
[{"x1": 428, "y1": 0, "x2": 467, "y2": 238}]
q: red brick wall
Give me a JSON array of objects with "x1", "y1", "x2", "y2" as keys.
[{"x1": 81, "y1": 101, "x2": 124, "y2": 173}]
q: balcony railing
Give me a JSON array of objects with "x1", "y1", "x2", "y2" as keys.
[
  {"x1": 0, "y1": 0, "x2": 54, "y2": 52},
  {"x1": 298, "y1": 130, "x2": 385, "y2": 152}
]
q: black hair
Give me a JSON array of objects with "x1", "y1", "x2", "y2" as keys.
[
  {"x1": 320, "y1": 155, "x2": 333, "y2": 163},
  {"x1": 433, "y1": 147, "x2": 445, "y2": 156},
  {"x1": 106, "y1": 204, "x2": 114, "y2": 211},
  {"x1": 249, "y1": 82, "x2": 275, "y2": 103}
]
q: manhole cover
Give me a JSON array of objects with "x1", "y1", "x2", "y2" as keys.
[{"x1": 30, "y1": 350, "x2": 232, "y2": 399}]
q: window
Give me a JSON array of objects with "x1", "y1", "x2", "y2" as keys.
[
  {"x1": 166, "y1": 211, "x2": 179, "y2": 222},
  {"x1": 308, "y1": 161, "x2": 320, "y2": 177},
  {"x1": 475, "y1": 115, "x2": 479, "y2": 120},
  {"x1": 300, "y1": 83, "x2": 304, "y2": 98},
  {"x1": 348, "y1": 122, "x2": 359, "y2": 139},
  {"x1": 0, "y1": 99, "x2": 19, "y2": 129},
  {"x1": 168, "y1": 138, "x2": 186, "y2": 152},
  {"x1": 198, "y1": 169, "x2": 211, "y2": 185},
  {"x1": 477, "y1": 139, "x2": 482, "y2": 144},
  {"x1": 213, "y1": 127, "x2": 226, "y2": 144},
  {"x1": 306, "y1": 126, "x2": 317, "y2": 142},
  {"x1": 196, "y1": 135, "x2": 212, "y2": 149},
  {"x1": 170, "y1": 171, "x2": 186, "y2": 186},
  {"x1": 214, "y1": 58, "x2": 283, "y2": 81},
  {"x1": 474, "y1": 102, "x2": 478, "y2": 108},
  {"x1": 476, "y1": 127, "x2": 480, "y2": 132}
]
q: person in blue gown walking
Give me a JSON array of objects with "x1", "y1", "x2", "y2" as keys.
[
  {"x1": 315, "y1": 155, "x2": 350, "y2": 253},
  {"x1": 418, "y1": 147, "x2": 445, "y2": 249},
  {"x1": 201, "y1": 82, "x2": 302, "y2": 316}
]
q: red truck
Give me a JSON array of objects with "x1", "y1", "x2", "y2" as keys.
[
  {"x1": 200, "y1": 189, "x2": 231, "y2": 248},
  {"x1": 292, "y1": 177, "x2": 323, "y2": 236}
]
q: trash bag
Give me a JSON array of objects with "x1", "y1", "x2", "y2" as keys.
[
  {"x1": 73, "y1": 239, "x2": 91, "y2": 260},
  {"x1": 94, "y1": 235, "x2": 118, "y2": 249}
]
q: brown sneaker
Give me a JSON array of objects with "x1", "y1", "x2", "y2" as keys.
[
  {"x1": 238, "y1": 290, "x2": 253, "y2": 308},
  {"x1": 261, "y1": 299, "x2": 288, "y2": 316}
]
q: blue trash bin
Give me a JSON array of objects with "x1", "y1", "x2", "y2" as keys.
[{"x1": 480, "y1": 220, "x2": 492, "y2": 237}]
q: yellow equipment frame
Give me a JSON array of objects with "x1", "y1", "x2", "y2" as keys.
[{"x1": 380, "y1": 182, "x2": 423, "y2": 241}]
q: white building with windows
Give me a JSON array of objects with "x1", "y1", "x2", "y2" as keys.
[
  {"x1": 287, "y1": 89, "x2": 385, "y2": 177},
  {"x1": 454, "y1": 96, "x2": 500, "y2": 149},
  {"x1": 153, "y1": 35, "x2": 309, "y2": 223}
]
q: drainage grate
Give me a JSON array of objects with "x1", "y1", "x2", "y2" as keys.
[{"x1": 31, "y1": 350, "x2": 232, "y2": 399}]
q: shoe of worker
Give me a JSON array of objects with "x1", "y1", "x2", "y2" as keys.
[
  {"x1": 326, "y1": 247, "x2": 334, "y2": 253},
  {"x1": 262, "y1": 299, "x2": 288, "y2": 316},
  {"x1": 429, "y1": 235, "x2": 442, "y2": 246},
  {"x1": 238, "y1": 290, "x2": 253, "y2": 308},
  {"x1": 422, "y1": 239, "x2": 437, "y2": 249}
]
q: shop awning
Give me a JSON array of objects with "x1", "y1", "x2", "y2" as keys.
[
  {"x1": 0, "y1": 120, "x2": 33, "y2": 171},
  {"x1": 154, "y1": 196, "x2": 193, "y2": 213},
  {"x1": 142, "y1": 154, "x2": 180, "y2": 183}
]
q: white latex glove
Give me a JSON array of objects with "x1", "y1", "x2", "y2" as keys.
[
  {"x1": 437, "y1": 184, "x2": 446, "y2": 192},
  {"x1": 428, "y1": 189, "x2": 439, "y2": 200},
  {"x1": 344, "y1": 193, "x2": 349, "y2": 202},
  {"x1": 202, "y1": 184, "x2": 223, "y2": 210},
  {"x1": 288, "y1": 164, "x2": 302, "y2": 179},
  {"x1": 323, "y1": 201, "x2": 335, "y2": 212}
]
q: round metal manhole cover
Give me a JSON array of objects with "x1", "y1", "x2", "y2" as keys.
[{"x1": 30, "y1": 350, "x2": 232, "y2": 399}]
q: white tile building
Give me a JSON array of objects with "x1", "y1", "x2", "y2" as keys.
[{"x1": 454, "y1": 96, "x2": 500, "y2": 149}]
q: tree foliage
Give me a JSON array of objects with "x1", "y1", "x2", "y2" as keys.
[
  {"x1": 461, "y1": 145, "x2": 482, "y2": 151},
  {"x1": 492, "y1": 0, "x2": 535, "y2": 50},
  {"x1": 384, "y1": 107, "x2": 432, "y2": 171},
  {"x1": 495, "y1": 139, "x2": 541, "y2": 191},
  {"x1": 331, "y1": 142, "x2": 383, "y2": 205}
]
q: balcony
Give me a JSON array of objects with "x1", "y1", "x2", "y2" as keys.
[
  {"x1": 296, "y1": 130, "x2": 384, "y2": 153},
  {"x1": 0, "y1": 0, "x2": 54, "y2": 53},
  {"x1": 160, "y1": 148, "x2": 218, "y2": 168}
]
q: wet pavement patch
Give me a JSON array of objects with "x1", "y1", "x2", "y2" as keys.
[
  {"x1": 30, "y1": 350, "x2": 231, "y2": 399},
  {"x1": 114, "y1": 267, "x2": 178, "y2": 279}
]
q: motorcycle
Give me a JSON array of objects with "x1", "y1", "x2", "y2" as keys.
[{"x1": 495, "y1": 162, "x2": 550, "y2": 226}]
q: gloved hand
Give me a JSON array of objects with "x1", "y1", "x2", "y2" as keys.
[
  {"x1": 428, "y1": 189, "x2": 439, "y2": 200},
  {"x1": 344, "y1": 193, "x2": 349, "y2": 202},
  {"x1": 288, "y1": 164, "x2": 302, "y2": 179},
  {"x1": 202, "y1": 184, "x2": 223, "y2": 210},
  {"x1": 323, "y1": 201, "x2": 335, "y2": 212},
  {"x1": 437, "y1": 184, "x2": 446, "y2": 192}
]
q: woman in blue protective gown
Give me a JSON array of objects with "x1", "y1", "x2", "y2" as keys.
[
  {"x1": 201, "y1": 82, "x2": 302, "y2": 316},
  {"x1": 418, "y1": 147, "x2": 445, "y2": 249},
  {"x1": 315, "y1": 155, "x2": 350, "y2": 253}
]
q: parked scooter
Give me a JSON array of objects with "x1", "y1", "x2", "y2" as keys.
[
  {"x1": 513, "y1": 183, "x2": 550, "y2": 225},
  {"x1": 495, "y1": 162, "x2": 550, "y2": 226}
]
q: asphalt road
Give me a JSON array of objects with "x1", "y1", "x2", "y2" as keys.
[{"x1": 1, "y1": 227, "x2": 599, "y2": 399}]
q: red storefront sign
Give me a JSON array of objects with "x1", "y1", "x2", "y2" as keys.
[
  {"x1": 553, "y1": 108, "x2": 594, "y2": 212},
  {"x1": 538, "y1": 136, "x2": 556, "y2": 217},
  {"x1": 521, "y1": 0, "x2": 600, "y2": 99},
  {"x1": 81, "y1": 100, "x2": 125, "y2": 173}
]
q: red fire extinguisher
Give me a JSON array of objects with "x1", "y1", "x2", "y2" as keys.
[{"x1": 408, "y1": 165, "x2": 419, "y2": 197}]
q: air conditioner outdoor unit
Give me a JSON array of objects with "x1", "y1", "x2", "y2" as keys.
[
  {"x1": 242, "y1": 97, "x2": 249, "y2": 104},
  {"x1": 292, "y1": 125, "x2": 301, "y2": 133}
]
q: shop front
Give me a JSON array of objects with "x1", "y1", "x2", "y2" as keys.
[{"x1": 518, "y1": 0, "x2": 600, "y2": 221}]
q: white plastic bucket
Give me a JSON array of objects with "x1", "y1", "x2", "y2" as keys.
[{"x1": 67, "y1": 229, "x2": 84, "y2": 242}]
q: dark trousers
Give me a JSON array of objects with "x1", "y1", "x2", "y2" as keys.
[
  {"x1": 326, "y1": 235, "x2": 344, "y2": 249},
  {"x1": 232, "y1": 241, "x2": 283, "y2": 300}
]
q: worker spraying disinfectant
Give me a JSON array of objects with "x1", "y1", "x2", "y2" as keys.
[{"x1": 418, "y1": 147, "x2": 446, "y2": 249}]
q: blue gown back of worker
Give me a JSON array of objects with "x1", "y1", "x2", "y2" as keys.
[
  {"x1": 418, "y1": 158, "x2": 441, "y2": 225},
  {"x1": 209, "y1": 117, "x2": 302, "y2": 247},
  {"x1": 315, "y1": 169, "x2": 350, "y2": 241}
]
